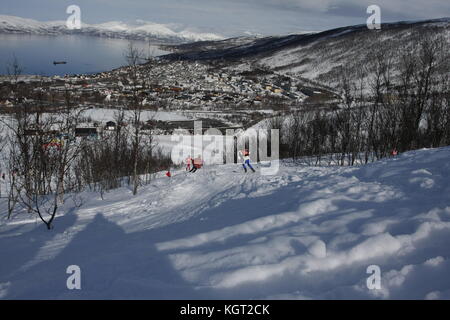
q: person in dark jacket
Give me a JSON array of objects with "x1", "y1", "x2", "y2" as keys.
[{"x1": 189, "y1": 155, "x2": 203, "y2": 173}]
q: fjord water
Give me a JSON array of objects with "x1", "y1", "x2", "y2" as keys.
[{"x1": 0, "y1": 34, "x2": 169, "y2": 76}]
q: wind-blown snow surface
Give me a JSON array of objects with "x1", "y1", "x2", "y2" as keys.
[{"x1": 1, "y1": 147, "x2": 450, "y2": 299}]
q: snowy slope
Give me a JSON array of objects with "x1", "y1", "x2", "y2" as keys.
[
  {"x1": 0, "y1": 147, "x2": 450, "y2": 299},
  {"x1": 163, "y1": 18, "x2": 450, "y2": 86},
  {"x1": 0, "y1": 15, "x2": 223, "y2": 43}
]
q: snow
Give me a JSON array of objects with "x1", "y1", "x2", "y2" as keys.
[
  {"x1": 81, "y1": 108, "x2": 191, "y2": 122},
  {"x1": 0, "y1": 15, "x2": 224, "y2": 43},
  {"x1": 0, "y1": 146, "x2": 450, "y2": 299}
]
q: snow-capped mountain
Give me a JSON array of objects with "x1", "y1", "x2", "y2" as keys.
[{"x1": 0, "y1": 15, "x2": 224, "y2": 43}]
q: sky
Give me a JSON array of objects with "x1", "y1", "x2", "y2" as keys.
[{"x1": 1, "y1": 0, "x2": 449, "y2": 36}]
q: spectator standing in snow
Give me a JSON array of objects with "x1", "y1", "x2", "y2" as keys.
[
  {"x1": 239, "y1": 149, "x2": 255, "y2": 173},
  {"x1": 185, "y1": 156, "x2": 192, "y2": 171}
]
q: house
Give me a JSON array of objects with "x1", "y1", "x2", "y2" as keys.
[
  {"x1": 170, "y1": 87, "x2": 183, "y2": 92},
  {"x1": 24, "y1": 129, "x2": 43, "y2": 136},
  {"x1": 75, "y1": 127, "x2": 98, "y2": 138},
  {"x1": 1, "y1": 100, "x2": 14, "y2": 107},
  {"x1": 105, "y1": 121, "x2": 116, "y2": 131}
]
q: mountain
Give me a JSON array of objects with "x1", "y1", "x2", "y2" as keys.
[
  {"x1": 1, "y1": 146, "x2": 450, "y2": 299},
  {"x1": 162, "y1": 18, "x2": 450, "y2": 86},
  {"x1": 0, "y1": 15, "x2": 224, "y2": 44}
]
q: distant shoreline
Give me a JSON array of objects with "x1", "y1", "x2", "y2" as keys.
[{"x1": 0, "y1": 33, "x2": 170, "y2": 77}]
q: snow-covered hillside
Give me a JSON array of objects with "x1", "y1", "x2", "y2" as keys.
[
  {"x1": 0, "y1": 147, "x2": 450, "y2": 299},
  {"x1": 163, "y1": 18, "x2": 450, "y2": 87},
  {"x1": 0, "y1": 15, "x2": 223, "y2": 43}
]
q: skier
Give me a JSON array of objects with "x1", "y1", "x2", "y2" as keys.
[
  {"x1": 189, "y1": 155, "x2": 203, "y2": 173},
  {"x1": 238, "y1": 149, "x2": 255, "y2": 173},
  {"x1": 185, "y1": 156, "x2": 192, "y2": 171}
]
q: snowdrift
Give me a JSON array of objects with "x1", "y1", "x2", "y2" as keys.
[{"x1": 0, "y1": 147, "x2": 449, "y2": 299}]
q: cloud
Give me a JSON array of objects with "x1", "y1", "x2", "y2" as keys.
[{"x1": 272, "y1": 0, "x2": 449, "y2": 18}]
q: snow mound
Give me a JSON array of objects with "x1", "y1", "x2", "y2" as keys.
[{"x1": 0, "y1": 147, "x2": 450, "y2": 299}]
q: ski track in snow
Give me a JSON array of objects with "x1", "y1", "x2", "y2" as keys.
[{"x1": 0, "y1": 147, "x2": 450, "y2": 299}]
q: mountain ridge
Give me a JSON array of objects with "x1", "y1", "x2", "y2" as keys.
[
  {"x1": 160, "y1": 17, "x2": 450, "y2": 87},
  {"x1": 162, "y1": 17, "x2": 450, "y2": 59},
  {"x1": 0, "y1": 15, "x2": 224, "y2": 44}
]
